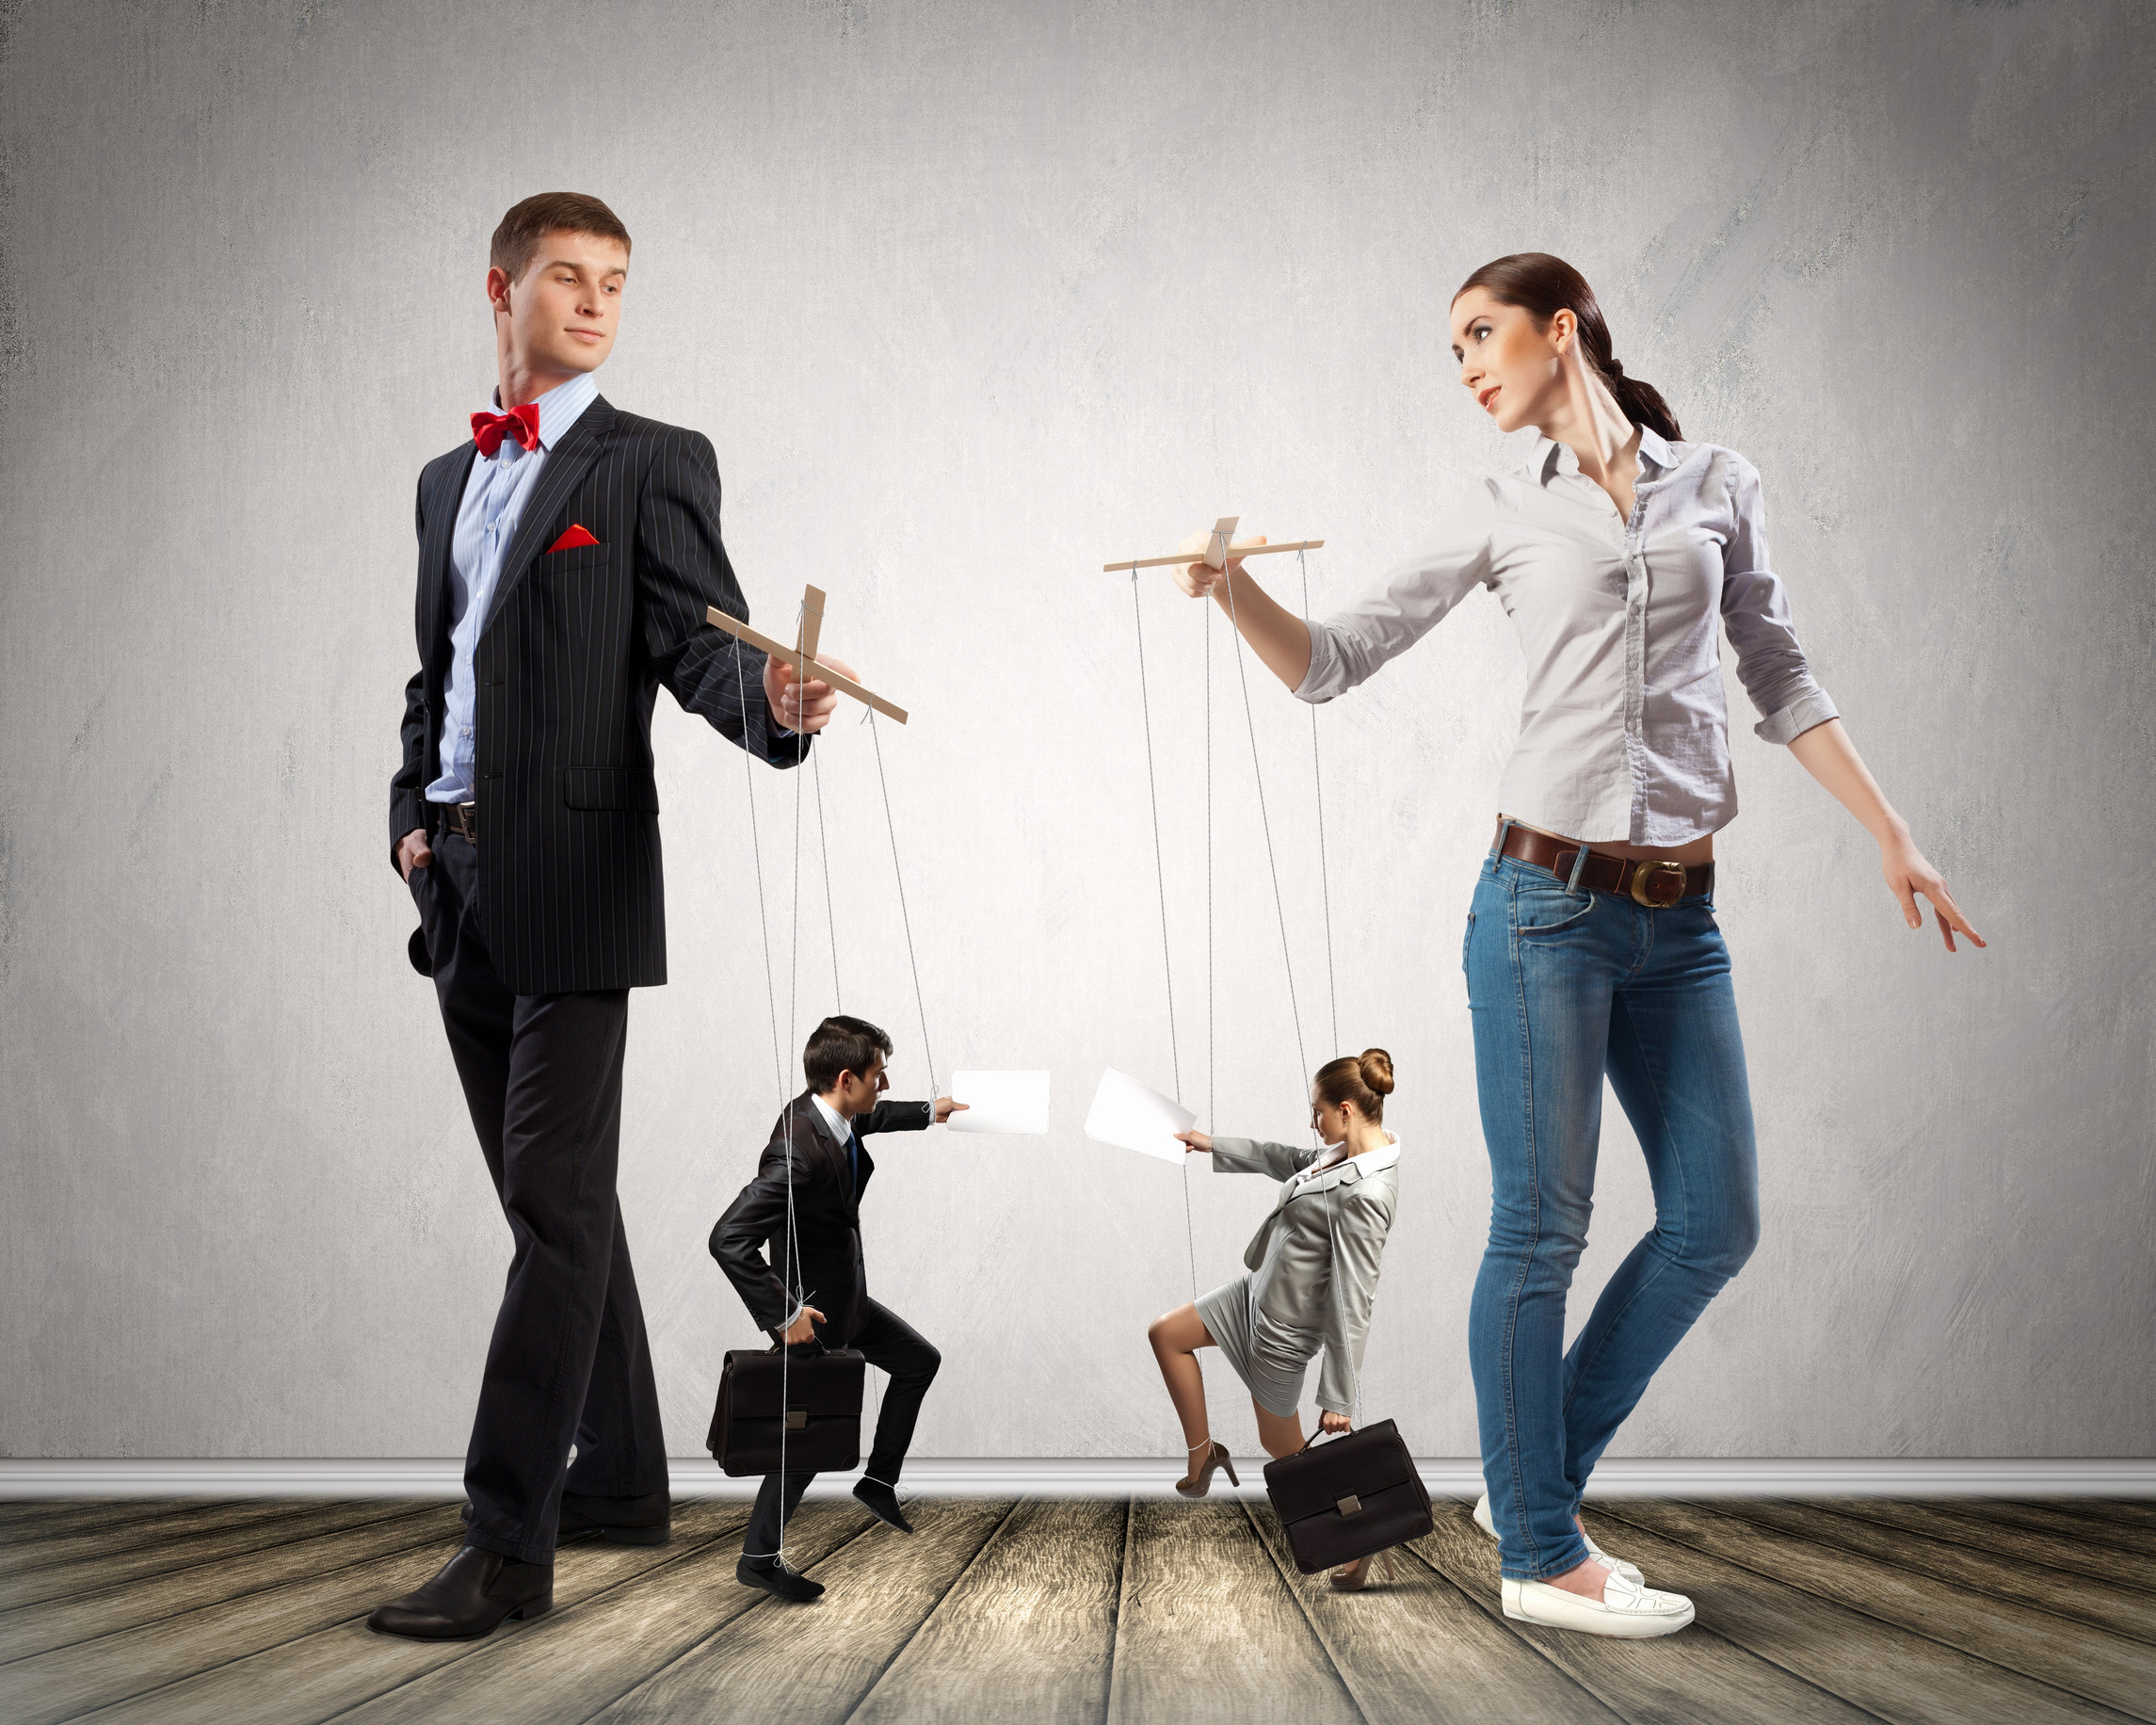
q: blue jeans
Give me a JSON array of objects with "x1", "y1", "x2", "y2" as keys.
[{"x1": 1465, "y1": 848, "x2": 1760, "y2": 1580}]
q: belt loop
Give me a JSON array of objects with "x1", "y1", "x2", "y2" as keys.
[
  {"x1": 1492, "y1": 817, "x2": 1514, "y2": 863},
  {"x1": 1566, "y1": 841, "x2": 1593, "y2": 897}
]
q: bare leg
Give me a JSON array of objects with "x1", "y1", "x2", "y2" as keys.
[
  {"x1": 1148, "y1": 1304, "x2": 1216, "y2": 1483},
  {"x1": 1253, "y1": 1402, "x2": 1305, "y2": 1460}
]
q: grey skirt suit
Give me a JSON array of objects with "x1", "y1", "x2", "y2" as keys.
[{"x1": 1194, "y1": 1137, "x2": 1401, "y2": 1419}]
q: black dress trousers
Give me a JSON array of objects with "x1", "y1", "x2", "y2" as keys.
[
  {"x1": 411, "y1": 830, "x2": 668, "y2": 1562},
  {"x1": 741, "y1": 1297, "x2": 940, "y2": 1566}
]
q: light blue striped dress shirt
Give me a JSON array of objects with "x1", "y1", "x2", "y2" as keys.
[{"x1": 426, "y1": 371, "x2": 600, "y2": 805}]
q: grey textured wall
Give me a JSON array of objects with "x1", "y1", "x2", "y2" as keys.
[{"x1": 2, "y1": 0, "x2": 2150, "y2": 1464}]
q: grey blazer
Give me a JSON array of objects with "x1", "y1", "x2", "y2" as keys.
[{"x1": 1212, "y1": 1137, "x2": 1401, "y2": 1415}]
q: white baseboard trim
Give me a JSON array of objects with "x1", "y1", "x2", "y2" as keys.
[{"x1": 3, "y1": 1456, "x2": 2152, "y2": 1499}]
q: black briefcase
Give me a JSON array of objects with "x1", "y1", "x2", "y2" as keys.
[
  {"x1": 1262, "y1": 1418, "x2": 1433, "y2": 1573},
  {"x1": 707, "y1": 1343, "x2": 867, "y2": 1477}
]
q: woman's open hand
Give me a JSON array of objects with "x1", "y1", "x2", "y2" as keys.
[
  {"x1": 1176, "y1": 1129, "x2": 1213, "y2": 1154},
  {"x1": 1880, "y1": 832, "x2": 1986, "y2": 954},
  {"x1": 1786, "y1": 720, "x2": 1987, "y2": 957}
]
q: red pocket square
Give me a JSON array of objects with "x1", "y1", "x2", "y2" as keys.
[{"x1": 546, "y1": 524, "x2": 602, "y2": 553}]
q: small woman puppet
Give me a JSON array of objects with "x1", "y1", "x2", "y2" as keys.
[
  {"x1": 1169, "y1": 253, "x2": 1982, "y2": 1637},
  {"x1": 1148, "y1": 1050, "x2": 1402, "y2": 1591}
]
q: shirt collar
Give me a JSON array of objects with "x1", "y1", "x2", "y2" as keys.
[
  {"x1": 1634, "y1": 425, "x2": 1679, "y2": 470},
  {"x1": 484, "y1": 370, "x2": 599, "y2": 456},
  {"x1": 1519, "y1": 424, "x2": 1680, "y2": 487},
  {"x1": 1291, "y1": 1134, "x2": 1402, "y2": 1184},
  {"x1": 811, "y1": 1092, "x2": 850, "y2": 1141},
  {"x1": 811, "y1": 1092, "x2": 854, "y2": 1143}
]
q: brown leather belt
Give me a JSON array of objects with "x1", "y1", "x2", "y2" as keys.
[
  {"x1": 1495, "y1": 820, "x2": 1712, "y2": 908},
  {"x1": 437, "y1": 802, "x2": 477, "y2": 843}
]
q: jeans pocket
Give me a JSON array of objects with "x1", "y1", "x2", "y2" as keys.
[{"x1": 1512, "y1": 885, "x2": 1599, "y2": 938}]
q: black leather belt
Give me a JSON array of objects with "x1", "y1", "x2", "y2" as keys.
[
  {"x1": 438, "y1": 802, "x2": 477, "y2": 843},
  {"x1": 1495, "y1": 820, "x2": 1713, "y2": 907}
]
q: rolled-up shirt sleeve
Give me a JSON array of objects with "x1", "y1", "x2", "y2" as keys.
[
  {"x1": 1295, "y1": 484, "x2": 1496, "y2": 703},
  {"x1": 1721, "y1": 458, "x2": 1839, "y2": 745}
]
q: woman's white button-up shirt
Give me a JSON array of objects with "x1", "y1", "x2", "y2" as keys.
[{"x1": 1295, "y1": 427, "x2": 1838, "y2": 846}]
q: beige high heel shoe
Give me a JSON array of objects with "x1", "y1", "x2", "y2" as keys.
[
  {"x1": 1328, "y1": 1546, "x2": 1399, "y2": 1591},
  {"x1": 1175, "y1": 1440, "x2": 1241, "y2": 1497}
]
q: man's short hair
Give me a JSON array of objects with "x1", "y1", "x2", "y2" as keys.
[
  {"x1": 490, "y1": 192, "x2": 632, "y2": 283},
  {"x1": 804, "y1": 1016, "x2": 893, "y2": 1094}
]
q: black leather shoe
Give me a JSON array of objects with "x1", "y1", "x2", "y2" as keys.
[
  {"x1": 367, "y1": 1546, "x2": 553, "y2": 1639},
  {"x1": 736, "y1": 1556, "x2": 825, "y2": 1601},
  {"x1": 459, "y1": 1490, "x2": 671, "y2": 1546},
  {"x1": 852, "y1": 1478, "x2": 914, "y2": 1534}
]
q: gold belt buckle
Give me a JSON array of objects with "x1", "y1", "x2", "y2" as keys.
[{"x1": 1631, "y1": 860, "x2": 1686, "y2": 908}]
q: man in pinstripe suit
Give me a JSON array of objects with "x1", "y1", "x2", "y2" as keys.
[{"x1": 371, "y1": 194, "x2": 847, "y2": 1640}]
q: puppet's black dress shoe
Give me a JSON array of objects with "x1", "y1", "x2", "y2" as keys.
[
  {"x1": 736, "y1": 1556, "x2": 825, "y2": 1601},
  {"x1": 459, "y1": 1490, "x2": 671, "y2": 1545},
  {"x1": 366, "y1": 1546, "x2": 553, "y2": 1638},
  {"x1": 852, "y1": 1478, "x2": 914, "y2": 1534}
]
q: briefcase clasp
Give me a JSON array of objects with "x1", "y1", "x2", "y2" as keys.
[
  {"x1": 785, "y1": 1410, "x2": 808, "y2": 1430},
  {"x1": 1336, "y1": 1494, "x2": 1362, "y2": 1516}
]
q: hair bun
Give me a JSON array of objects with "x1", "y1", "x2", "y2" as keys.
[{"x1": 1358, "y1": 1048, "x2": 1395, "y2": 1095}]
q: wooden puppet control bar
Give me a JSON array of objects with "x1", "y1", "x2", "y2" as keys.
[
  {"x1": 1103, "y1": 515, "x2": 1324, "y2": 572},
  {"x1": 705, "y1": 584, "x2": 909, "y2": 725}
]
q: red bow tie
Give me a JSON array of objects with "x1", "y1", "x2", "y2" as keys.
[{"x1": 471, "y1": 402, "x2": 541, "y2": 458}]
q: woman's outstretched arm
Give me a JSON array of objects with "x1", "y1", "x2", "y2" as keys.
[
  {"x1": 1786, "y1": 717, "x2": 1985, "y2": 953},
  {"x1": 1172, "y1": 502, "x2": 1494, "y2": 700},
  {"x1": 1173, "y1": 537, "x2": 1314, "y2": 691},
  {"x1": 1178, "y1": 1132, "x2": 1315, "y2": 1180}
]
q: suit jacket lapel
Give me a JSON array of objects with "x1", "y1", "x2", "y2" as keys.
[
  {"x1": 1273, "y1": 1141, "x2": 1400, "y2": 1211},
  {"x1": 790, "y1": 1092, "x2": 856, "y2": 1201},
  {"x1": 482, "y1": 395, "x2": 617, "y2": 636},
  {"x1": 420, "y1": 445, "x2": 477, "y2": 677},
  {"x1": 1276, "y1": 1157, "x2": 1357, "y2": 1211}
]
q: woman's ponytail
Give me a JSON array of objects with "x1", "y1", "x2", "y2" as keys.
[
  {"x1": 1454, "y1": 253, "x2": 1683, "y2": 443},
  {"x1": 1600, "y1": 355, "x2": 1683, "y2": 444}
]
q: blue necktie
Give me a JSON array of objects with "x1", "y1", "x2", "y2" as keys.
[{"x1": 847, "y1": 1130, "x2": 860, "y2": 1195}]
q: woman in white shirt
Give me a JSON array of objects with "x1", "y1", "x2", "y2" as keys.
[{"x1": 1170, "y1": 253, "x2": 1982, "y2": 1638}]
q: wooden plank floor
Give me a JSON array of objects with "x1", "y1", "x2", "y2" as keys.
[{"x1": 2, "y1": 1494, "x2": 2151, "y2": 1723}]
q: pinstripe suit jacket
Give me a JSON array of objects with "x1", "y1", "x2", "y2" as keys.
[{"x1": 390, "y1": 395, "x2": 805, "y2": 994}]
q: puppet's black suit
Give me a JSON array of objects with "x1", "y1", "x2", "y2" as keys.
[
  {"x1": 392, "y1": 396, "x2": 804, "y2": 1563},
  {"x1": 712, "y1": 1092, "x2": 942, "y2": 1565}
]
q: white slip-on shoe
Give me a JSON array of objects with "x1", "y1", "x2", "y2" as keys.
[
  {"x1": 1473, "y1": 1493, "x2": 1644, "y2": 1587},
  {"x1": 1502, "y1": 1570, "x2": 1695, "y2": 1637}
]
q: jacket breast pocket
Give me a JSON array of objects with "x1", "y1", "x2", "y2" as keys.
[
  {"x1": 536, "y1": 540, "x2": 610, "y2": 574},
  {"x1": 562, "y1": 766, "x2": 660, "y2": 813}
]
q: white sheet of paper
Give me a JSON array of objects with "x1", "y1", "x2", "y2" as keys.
[
  {"x1": 946, "y1": 1070, "x2": 1051, "y2": 1135},
  {"x1": 1084, "y1": 1068, "x2": 1196, "y2": 1163}
]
